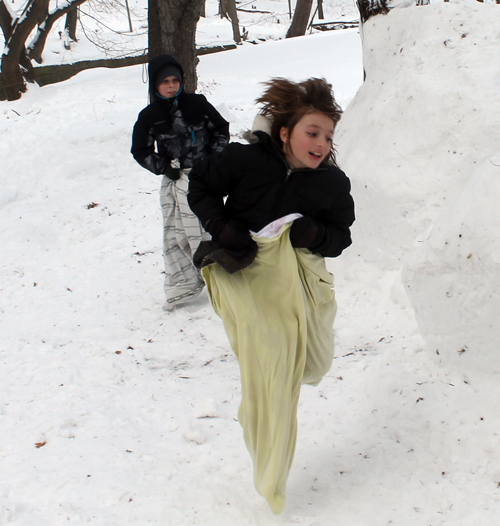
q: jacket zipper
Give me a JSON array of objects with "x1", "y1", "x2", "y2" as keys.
[
  {"x1": 266, "y1": 135, "x2": 328, "y2": 221},
  {"x1": 273, "y1": 147, "x2": 328, "y2": 219}
]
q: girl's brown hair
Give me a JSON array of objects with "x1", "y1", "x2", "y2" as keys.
[{"x1": 256, "y1": 77, "x2": 343, "y2": 164}]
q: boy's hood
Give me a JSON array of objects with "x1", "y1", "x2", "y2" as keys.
[{"x1": 148, "y1": 54, "x2": 184, "y2": 102}]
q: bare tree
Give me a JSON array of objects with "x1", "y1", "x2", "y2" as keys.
[
  {"x1": 148, "y1": 0, "x2": 204, "y2": 92},
  {"x1": 28, "y1": 0, "x2": 87, "y2": 63},
  {"x1": 286, "y1": 0, "x2": 314, "y2": 38},
  {"x1": 0, "y1": 1, "x2": 33, "y2": 83},
  {"x1": 219, "y1": 0, "x2": 240, "y2": 44},
  {"x1": 0, "y1": 0, "x2": 87, "y2": 100},
  {"x1": 148, "y1": 0, "x2": 161, "y2": 57},
  {"x1": 317, "y1": 0, "x2": 324, "y2": 19},
  {"x1": 65, "y1": 4, "x2": 79, "y2": 42},
  {"x1": 0, "y1": 0, "x2": 11, "y2": 37},
  {"x1": 1, "y1": 0, "x2": 48, "y2": 100}
]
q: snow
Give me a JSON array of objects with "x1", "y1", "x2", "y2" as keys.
[
  {"x1": 334, "y1": 0, "x2": 500, "y2": 383},
  {"x1": 1, "y1": 1, "x2": 500, "y2": 524}
]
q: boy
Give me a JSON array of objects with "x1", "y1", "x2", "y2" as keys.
[{"x1": 131, "y1": 54, "x2": 229, "y2": 310}]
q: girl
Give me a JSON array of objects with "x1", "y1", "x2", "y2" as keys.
[{"x1": 188, "y1": 78, "x2": 355, "y2": 514}]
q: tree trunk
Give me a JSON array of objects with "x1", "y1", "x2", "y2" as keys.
[
  {"x1": 1, "y1": 0, "x2": 48, "y2": 100},
  {"x1": 286, "y1": 0, "x2": 314, "y2": 38},
  {"x1": 28, "y1": 0, "x2": 87, "y2": 64},
  {"x1": 219, "y1": 0, "x2": 241, "y2": 43},
  {"x1": 1, "y1": 1, "x2": 34, "y2": 84},
  {"x1": 0, "y1": 0, "x2": 13, "y2": 40},
  {"x1": 317, "y1": 0, "x2": 324, "y2": 20},
  {"x1": 65, "y1": 5, "x2": 78, "y2": 41},
  {"x1": 1, "y1": 0, "x2": 87, "y2": 99},
  {"x1": 1, "y1": 52, "x2": 27, "y2": 100},
  {"x1": 148, "y1": 0, "x2": 161, "y2": 57},
  {"x1": 150, "y1": 0, "x2": 204, "y2": 93}
]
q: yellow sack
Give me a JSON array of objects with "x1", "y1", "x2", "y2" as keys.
[{"x1": 202, "y1": 222, "x2": 336, "y2": 514}]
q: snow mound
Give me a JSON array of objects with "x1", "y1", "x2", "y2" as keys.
[
  {"x1": 335, "y1": 0, "x2": 500, "y2": 379},
  {"x1": 403, "y1": 152, "x2": 500, "y2": 379},
  {"x1": 336, "y1": 0, "x2": 500, "y2": 269}
]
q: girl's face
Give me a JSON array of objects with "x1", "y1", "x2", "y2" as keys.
[
  {"x1": 157, "y1": 75, "x2": 181, "y2": 98},
  {"x1": 280, "y1": 112, "x2": 334, "y2": 169}
]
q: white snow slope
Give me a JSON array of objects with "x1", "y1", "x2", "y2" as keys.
[
  {"x1": 335, "y1": 0, "x2": 500, "y2": 382},
  {"x1": 1, "y1": 2, "x2": 500, "y2": 525}
]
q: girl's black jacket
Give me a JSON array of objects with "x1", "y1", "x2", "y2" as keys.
[{"x1": 188, "y1": 132, "x2": 355, "y2": 258}]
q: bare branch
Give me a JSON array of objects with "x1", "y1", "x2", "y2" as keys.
[
  {"x1": 28, "y1": 0, "x2": 88, "y2": 63},
  {"x1": 6, "y1": 0, "x2": 48, "y2": 54},
  {"x1": 0, "y1": 0, "x2": 14, "y2": 41}
]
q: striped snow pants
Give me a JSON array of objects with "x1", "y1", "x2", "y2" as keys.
[{"x1": 160, "y1": 171, "x2": 209, "y2": 309}]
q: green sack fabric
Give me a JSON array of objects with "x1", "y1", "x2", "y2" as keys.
[{"x1": 202, "y1": 222, "x2": 337, "y2": 514}]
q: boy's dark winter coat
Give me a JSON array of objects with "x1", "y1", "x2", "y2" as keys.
[
  {"x1": 131, "y1": 55, "x2": 229, "y2": 173},
  {"x1": 188, "y1": 132, "x2": 355, "y2": 258}
]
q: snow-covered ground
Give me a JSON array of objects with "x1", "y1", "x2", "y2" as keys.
[{"x1": 1, "y1": 1, "x2": 500, "y2": 524}]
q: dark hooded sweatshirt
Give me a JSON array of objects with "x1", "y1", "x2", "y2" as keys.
[{"x1": 131, "y1": 55, "x2": 230, "y2": 173}]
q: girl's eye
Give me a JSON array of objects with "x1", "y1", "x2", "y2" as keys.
[
  {"x1": 307, "y1": 132, "x2": 317, "y2": 137},
  {"x1": 326, "y1": 137, "x2": 333, "y2": 143}
]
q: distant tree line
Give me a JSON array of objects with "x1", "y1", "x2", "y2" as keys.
[{"x1": 1, "y1": 0, "x2": 498, "y2": 101}]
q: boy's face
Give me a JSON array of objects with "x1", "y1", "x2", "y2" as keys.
[{"x1": 157, "y1": 75, "x2": 181, "y2": 98}]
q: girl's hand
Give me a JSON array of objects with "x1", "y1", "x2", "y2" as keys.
[
  {"x1": 289, "y1": 217, "x2": 325, "y2": 250},
  {"x1": 208, "y1": 218, "x2": 253, "y2": 251}
]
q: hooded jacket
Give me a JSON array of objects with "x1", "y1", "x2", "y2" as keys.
[
  {"x1": 188, "y1": 131, "x2": 355, "y2": 258},
  {"x1": 131, "y1": 55, "x2": 229, "y2": 173}
]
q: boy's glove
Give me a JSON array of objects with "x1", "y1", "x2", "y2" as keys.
[
  {"x1": 289, "y1": 216, "x2": 325, "y2": 250},
  {"x1": 206, "y1": 218, "x2": 253, "y2": 252},
  {"x1": 164, "y1": 163, "x2": 180, "y2": 181}
]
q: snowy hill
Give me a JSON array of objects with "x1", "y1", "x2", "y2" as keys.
[
  {"x1": 1, "y1": 1, "x2": 500, "y2": 524},
  {"x1": 335, "y1": 0, "x2": 500, "y2": 382}
]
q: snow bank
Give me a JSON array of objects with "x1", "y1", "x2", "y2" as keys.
[
  {"x1": 403, "y1": 152, "x2": 500, "y2": 379},
  {"x1": 336, "y1": 0, "x2": 500, "y2": 268},
  {"x1": 335, "y1": 0, "x2": 500, "y2": 380}
]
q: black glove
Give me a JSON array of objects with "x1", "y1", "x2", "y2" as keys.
[
  {"x1": 289, "y1": 217, "x2": 325, "y2": 250},
  {"x1": 207, "y1": 218, "x2": 253, "y2": 252},
  {"x1": 164, "y1": 163, "x2": 181, "y2": 181}
]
